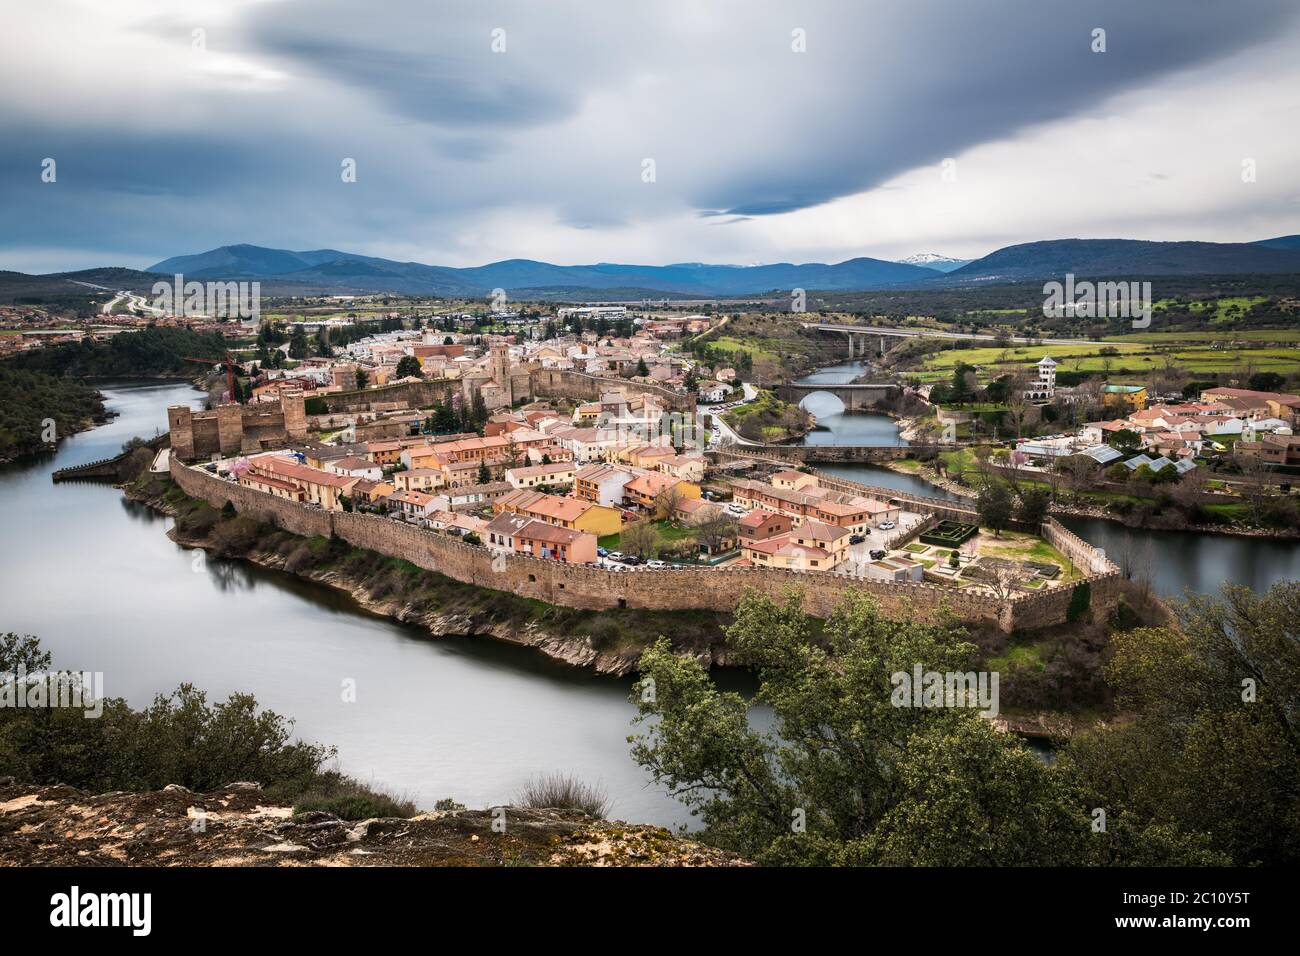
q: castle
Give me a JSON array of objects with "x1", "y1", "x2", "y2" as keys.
[{"x1": 168, "y1": 389, "x2": 307, "y2": 461}]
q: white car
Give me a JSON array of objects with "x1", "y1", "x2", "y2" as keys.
[
  {"x1": 645, "y1": 559, "x2": 667, "y2": 569},
  {"x1": 879, "y1": 521, "x2": 896, "y2": 531}
]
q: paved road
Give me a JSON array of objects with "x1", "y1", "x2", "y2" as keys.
[{"x1": 701, "y1": 381, "x2": 759, "y2": 447}]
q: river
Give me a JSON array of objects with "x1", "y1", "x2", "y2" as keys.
[
  {"x1": 8, "y1": 377, "x2": 1296, "y2": 828},
  {"x1": 790, "y1": 362, "x2": 1300, "y2": 595},
  {"x1": 0, "y1": 381, "x2": 724, "y2": 827}
]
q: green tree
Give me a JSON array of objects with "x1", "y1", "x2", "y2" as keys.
[
  {"x1": 1016, "y1": 486, "x2": 1052, "y2": 526},
  {"x1": 976, "y1": 479, "x2": 1014, "y2": 536},
  {"x1": 1055, "y1": 582, "x2": 1300, "y2": 865},
  {"x1": 630, "y1": 591, "x2": 1088, "y2": 865},
  {"x1": 395, "y1": 355, "x2": 423, "y2": 379},
  {"x1": 354, "y1": 368, "x2": 369, "y2": 390}
]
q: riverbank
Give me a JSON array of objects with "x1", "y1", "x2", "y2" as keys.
[
  {"x1": 878, "y1": 457, "x2": 1300, "y2": 539},
  {"x1": 0, "y1": 367, "x2": 112, "y2": 465},
  {"x1": 126, "y1": 470, "x2": 733, "y2": 677}
]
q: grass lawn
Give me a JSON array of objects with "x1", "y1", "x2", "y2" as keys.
[
  {"x1": 986, "y1": 642, "x2": 1046, "y2": 672},
  {"x1": 598, "y1": 519, "x2": 695, "y2": 551},
  {"x1": 978, "y1": 530, "x2": 1083, "y2": 581}
]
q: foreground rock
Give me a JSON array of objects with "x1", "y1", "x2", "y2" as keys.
[{"x1": 0, "y1": 782, "x2": 748, "y2": 867}]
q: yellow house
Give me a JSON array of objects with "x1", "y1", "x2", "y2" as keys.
[
  {"x1": 1102, "y1": 384, "x2": 1147, "y2": 410},
  {"x1": 771, "y1": 469, "x2": 818, "y2": 492},
  {"x1": 495, "y1": 489, "x2": 623, "y2": 537}
]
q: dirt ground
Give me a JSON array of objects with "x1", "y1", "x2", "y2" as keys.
[{"x1": 0, "y1": 781, "x2": 749, "y2": 868}]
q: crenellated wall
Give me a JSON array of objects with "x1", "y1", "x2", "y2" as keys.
[
  {"x1": 169, "y1": 457, "x2": 1116, "y2": 632},
  {"x1": 530, "y1": 368, "x2": 696, "y2": 412}
]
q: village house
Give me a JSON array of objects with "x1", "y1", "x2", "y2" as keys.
[
  {"x1": 350, "y1": 477, "x2": 396, "y2": 506},
  {"x1": 730, "y1": 478, "x2": 898, "y2": 534},
  {"x1": 325, "y1": 455, "x2": 384, "y2": 482},
  {"x1": 573, "y1": 463, "x2": 638, "y2": 507},
  {"x1": 484, "y1": 511, "x2": 533, "y2": 555},
  {"x1": 514, "y1": 520, "x2": 598, "y2": 565},
  {"x1": 244, "y1": 456, "x2": 358, "y2": 511},
  {"x1": 623, "y1": 471, "x2": 701, "y2": 511},
  {"x1": 506, "y1": 462, "x2": 577, "y2": 490},
  {"x1": 740, "y1": 519, "x2": 849, "y2": 572},
  {"x1": 656, "y1": 454, "x2": 707, "y2": 483},
  {"x1": 387, "y1": 489, "x2": 440, "y2": 521},
  {"x1": 392, "y1": 468, "x2": 445, "y2": 493},
  {"x1": 737, "y1": 509, "x2": 793, "y2": 544},
  {"x1": 494, "y1": 489, "x2": 623, "y2": 537}
]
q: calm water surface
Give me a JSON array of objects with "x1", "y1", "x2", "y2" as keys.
[
  {"x1": 0, "y1": 381, "x2": 748, "y2": 827},
  {"x1": 791, "y1": 365, "x2": 1300, "y2": 595}
]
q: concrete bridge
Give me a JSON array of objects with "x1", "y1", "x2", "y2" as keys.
[
  {"x1": 801, "y1": 321, "x2": 1097, "y2": 351},
  {"x1": 775, "y1": 382, "x2": 899, "y2": 411},
  {"x1": 713, "y1": 443, "x2": 966, "y2": 464}
]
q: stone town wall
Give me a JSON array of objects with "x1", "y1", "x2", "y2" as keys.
[
  {"x1": 320, "y1": 379, "x2": 460, "y2": 414},
  {"x1": 530, "y1": 369, "x2": 696, "y2": 412},
  {"x1": 169, "y1": 458, "x2": 1115, "y2": 632}
]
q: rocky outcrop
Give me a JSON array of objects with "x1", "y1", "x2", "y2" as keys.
[{"x1": 0, "y1": 781, "x2": 748, "y2": 867}]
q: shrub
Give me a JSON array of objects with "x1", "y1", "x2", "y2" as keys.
[
  {"x1": 516, "y1": 773, "x2": 610, "y2": 818},
  {"x1": 292, "y1": 775, "x2": 416, "y2": 820}
]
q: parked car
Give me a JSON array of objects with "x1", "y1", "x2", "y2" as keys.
[
  {"x1": 849, "y1": 534, "x2": 865, "y2": 545},
  {"x1": 597, "y1": 546, "x2": 609, "y2": 557},
  {"x1": 645, "y1": 559, "x2": 667, "y2": 569},
  {"x1": 879, "y1": 521, "x2": 896, "y2": 531},
  {"x1": 607, "y1": 551, "x2": 625, "y2": 562},
  {"x1": 620, "y1": 554, "x2": 642, "y2": 566},
  {"x1": 869, "y1": 549, "x2": 887, "y2": 560}
]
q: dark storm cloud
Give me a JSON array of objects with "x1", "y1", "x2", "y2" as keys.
[
  {"x1": 1, "y1": 0, "x2": 1297, "y2": 269},
  {"x1": 245, "y1": 0, "x2": 1298, "y2": 217}
]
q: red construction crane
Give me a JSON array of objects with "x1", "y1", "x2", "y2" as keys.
[{"x1": 182, "y1": 353, "x2": 242, "y2": 404}]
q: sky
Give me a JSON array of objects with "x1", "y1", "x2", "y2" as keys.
[{"x1": 2, "y1": 0, "x2": 1299, "y2": 274}]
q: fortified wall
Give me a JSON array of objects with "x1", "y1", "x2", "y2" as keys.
[
  {"x1": 319, "y1": 379, "x2": 461, "y2": 415},
  {"x1": 168, "y1": 390, "x2": 307, "y2": 460},
  {"x1": 530, "y1": 368, "x2": 696, "y2": 413},
  {"x1": 170, "y1": 459, "x2": 1118, "y2": 634}
]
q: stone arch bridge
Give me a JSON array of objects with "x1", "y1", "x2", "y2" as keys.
[{"x1": 775, "y1": 382, "x2": 899, "y2": 411}]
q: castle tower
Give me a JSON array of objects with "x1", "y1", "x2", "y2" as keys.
[
  {"x1": 281, "y1": 388, "x2": 307, "y2": 440},
  {"x1": 215, "y1": 404, "x2": 244, "y2": 456},
  {"x1": 489, "y1": 343, "x2": 513, "y2": 406},
  {"x1": 167, "y1": 405, "x2": 195, "y2": 460}
]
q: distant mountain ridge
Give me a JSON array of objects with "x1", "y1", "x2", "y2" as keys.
[
  {"x1": 147, "y1": 244, "x2": 941, "y2": 296},
  {"x1": 895, "y1": 253, "x2": 972, "y2": 273},
  {"x1": 942, "y1": 237, "x2": 1300, "y2": 283}
]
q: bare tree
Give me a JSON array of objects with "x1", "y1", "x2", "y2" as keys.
[
  {"x1": 621, "y1": 520, "x2": 661, "y2": 559},
  {"x1": 1234, "y1": 452, "x2": 1276, "y2": 526},
  {"x1": 654, "y1": 482, "x2": 686, "y2": 521},
  {"x1": 692, "y1": 511, "x2": 738, "y2": 555}
]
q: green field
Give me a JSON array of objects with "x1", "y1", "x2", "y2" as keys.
[{"x1": 916, "y1": 337, "x2": 1300, "y2": 384}]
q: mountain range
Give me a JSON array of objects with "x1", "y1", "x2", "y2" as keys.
[
  {"x1": 142, "y1": 237, "x2": 1300, "y2": 297},
  {"x1": 3, "y1": 235, "x2": 1298, "y2": 304},
  {"x1": 145, "y1": 245, "x2": 938, "y2": 297}
]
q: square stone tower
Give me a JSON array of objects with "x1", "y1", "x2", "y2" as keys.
[
  {"x1": 489, "y1": 343, "x2": 513, "y2": 406},
  {"x1": 281, "y1": 388, "x2": 307, "y2": 440},
  {"x1": 167, "y1": 405, "x2": 195, "y2": 460}
]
